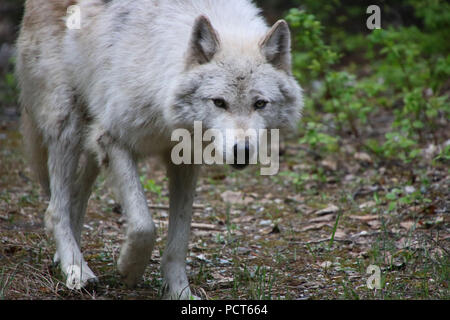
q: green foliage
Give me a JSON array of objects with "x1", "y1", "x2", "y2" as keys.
[
  {"x1": 286, "y1": 8, "x2": 340, "y2": 81},
  {"x1": 0, "y1": 71, "x2": 18, "y2": 107},
  {"x1": 287, "y1": 1, "x2": 449, "y2": 165},
  {"x1": 299, "y1": 122, "x2": 339, "y2": 153},
  {"x1": 140, "y1": 176, "x2": 166, "y2": 202}
]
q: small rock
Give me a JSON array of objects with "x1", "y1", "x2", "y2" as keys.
[{"x1": 259, "y1": 219, "x2": 272, "y2": 226}]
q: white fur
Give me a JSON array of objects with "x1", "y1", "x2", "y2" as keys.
[{"x1": 16, "y1": 0, "x2": 303, "y2": 299}]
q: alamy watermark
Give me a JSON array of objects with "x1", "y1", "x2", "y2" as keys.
[
  {"x1": 366, "y1": 265, "x2": 382, "y2": 290},
  {"x1": 171, "y1": 121, "x2": 280, "y2": 176},
  {"x1": 66, "y1": 5, "x2": 81, "y2": 30},
  {"x1": 366, "y1": 5, "x2": 382, "y2": 30},
  {"x1": 67, "y1": 4, "x2": 382, "y2": 31}
]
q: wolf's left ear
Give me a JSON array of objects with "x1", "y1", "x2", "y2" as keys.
[
  {"x1": 260, "y1": 20, "x2": 292, "y2": 74},
  {"x1": 186, "y1": 15, "x2": 221, "y2": 67}
]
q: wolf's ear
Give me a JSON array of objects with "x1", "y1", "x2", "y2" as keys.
[
  {"x1": 186, "y1": 15, "x2": 221, "y2": 67},
  {"x1": 260, "y1": 20, "x2": 292, "y2": 74}
]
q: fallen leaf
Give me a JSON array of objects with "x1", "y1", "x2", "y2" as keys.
[
  {"x1": 349, "y1": 214, "x2": 379, "y2": 221},
  {"x1": 321, "y1": 159, "x2": 338, "y2": 171},
  {"x1": 285, "y1": 195, "x2": 305, "y2": 204},
  {"x1": 359, "y1": 201, "x2": 376, "y2": 209},
  {"x1": 221, "y1": 191, "x2": 253, "y2": 205},
  {"x1": 400, "y1": 220, "x2": 415, "y2": 230},
  {"x1": 315, "y1": 204, "x2": 339, "y2": 216},
  {"x1": 309, "y1": 215, "x2": 335, "y2": 223},
  {"x1": 301, "y1": 222, "x2": 332, "y2": 231},
  {"x1": 296, "y1": 205, "x2": 315, "y2": 215},
  {"x1": 333, "y1": 229, "x2": 346, "y2": 239},
  {"x1": 367, "y1": 220, "x2": 381, "y2": 229}
]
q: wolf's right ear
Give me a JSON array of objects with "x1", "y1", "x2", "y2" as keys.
[{"x1": 186, "y1": 15, "x2": 221, "y2": 67}]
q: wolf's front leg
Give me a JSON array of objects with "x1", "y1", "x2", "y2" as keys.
[
  {"x1": 46, "y1": 128, "x2": 97, "y2": 289},
  {"x1": 107, "y1": 143, "x2": 157, "y2": 287},
  {"x1": 162, "y1": 163, "x2": 201, "y2": 300}
]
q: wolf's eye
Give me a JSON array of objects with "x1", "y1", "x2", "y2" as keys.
[
  {"x1": 213, "y1": 98, "x2": 227, "y2": 109},
  {"x1": 254, "y1": 100, "x2": 268, "y2": 110}
]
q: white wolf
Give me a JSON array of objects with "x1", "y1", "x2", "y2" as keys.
[{"x1": 16, "y1": 0, "x2": 303, "y2": 299}]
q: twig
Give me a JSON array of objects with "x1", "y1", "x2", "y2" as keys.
[
  {"x1": 153, "y1": 219, "x2": 221, "y2": 231},
  {"x1": 148, "y1": 203, "x2": 205, "y2": 210}
]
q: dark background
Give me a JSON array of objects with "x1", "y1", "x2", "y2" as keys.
[{"x1": 0, "y1": 0, "x2": 422, "y2": 70}]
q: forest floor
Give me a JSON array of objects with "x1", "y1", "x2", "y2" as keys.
[{"x1": 0, "y1": 109, "x2": 448, "y2": 300}]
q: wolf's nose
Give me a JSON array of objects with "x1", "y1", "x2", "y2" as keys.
[{"x1": 233, "y1": 142, "x2": 250, "y2": 169}]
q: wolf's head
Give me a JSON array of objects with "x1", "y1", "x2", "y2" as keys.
[{"x1": 171, "y1": 16, "x2": 303, "y2": 170}]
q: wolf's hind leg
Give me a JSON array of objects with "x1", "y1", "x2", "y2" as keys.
[
  {"x1": 105, "y1": 141, "x2": 157, "y2": 287},
  {"x1": 45, "y1": 117, "x2": 97, "y2": 289},
  {"x1": 162, "y1": 162, "x2": 201, "y2": 300}
]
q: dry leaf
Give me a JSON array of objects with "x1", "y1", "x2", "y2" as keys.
[
  {"x1": 333, "y1": 229, "x2": 346, "y2": 239},
  {"x1": 321, "y1": 159, "x2": 338, "y2": 171},
  {"x1": 301, "y1": 222, "x2": 332, "y2": 231},
  {"x1": 395, "y1": 238, "x2": 420, "y2": 250},
  {"x1": 309, "y1": 215, "x2": 335, "y2": 223},
  {"x1": 400, "y1": 220, "x2": 415, "y2": 230},
  {"x1": 359, "y1": 201, "x2": 376, "y2": 209},
  {"x1": 349, "y1": 214, "x2": 379, "y2": 221},
  {"x1": 367, "y1": 220, "x2": 381, "y2": 229},
  {"x1": 221, "y1": 191, "x2": 253, "y2": 205},
  {"x1": 315, "y1": 204, "x2": 339, "y2": 216}
]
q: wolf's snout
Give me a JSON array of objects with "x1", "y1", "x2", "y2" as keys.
[{"x1": 232, "y1": 141, "x2": 251, "y2": 170}]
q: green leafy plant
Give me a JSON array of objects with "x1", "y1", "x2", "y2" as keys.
[{"x1": 286, "y1": 1, "x2": 448, "y2": 165}]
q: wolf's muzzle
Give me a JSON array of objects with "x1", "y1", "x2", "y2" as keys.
[{"x1": 231, "y1": 142, "x2": 250, "y2": 170}]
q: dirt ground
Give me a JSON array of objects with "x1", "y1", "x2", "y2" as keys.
[{"x1": 0, "y1": 112, "x2": 448, "y2": 300}]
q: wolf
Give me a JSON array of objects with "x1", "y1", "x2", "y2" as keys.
[{"x1": 16, "y1": 0, "x2": 303, "y2": 299}]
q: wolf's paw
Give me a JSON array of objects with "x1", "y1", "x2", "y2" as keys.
[
  {"x1": 65, "y1": 264, "x2": 98, "y2": 290},
  {"x1": 118, "y1": 266, "x2": 144, "y2": 288},
  {"x1": 117, "y1": 227, "x2": 156, "y2": 287},
  {"x1": 117, "y1": 256, "x2": 147, "y2": 288},
  {"x1": 164, "y1": 292, "x2": 201, "y2": 300}
]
